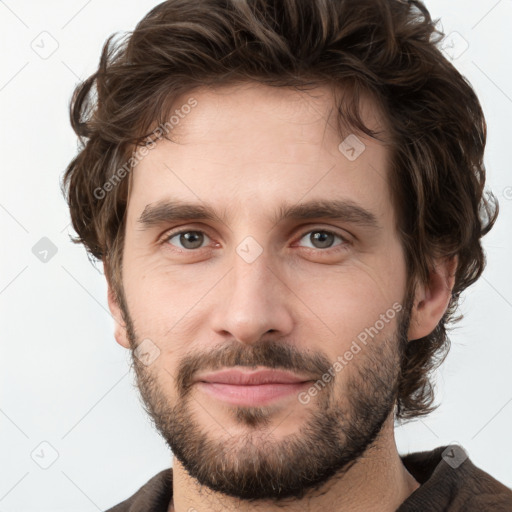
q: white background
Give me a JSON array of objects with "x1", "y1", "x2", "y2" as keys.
[{"x1": 0, "y1": 1, "x2": 511, "y2": 510}]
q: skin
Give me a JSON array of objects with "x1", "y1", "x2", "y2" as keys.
[{"x1": 107, "y1": 82, "x2": 457, "y2": 511}]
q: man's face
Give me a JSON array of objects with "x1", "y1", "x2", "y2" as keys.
[{"x1": 114, "y1": 83, "x2": 413, "y2": 502}]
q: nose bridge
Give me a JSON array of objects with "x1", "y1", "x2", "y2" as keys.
[
  {"x1": 229, "y1": 241, "x2": 276, "y2": 315},
  {"x1": 229, "y1": 227, "x2": 275, "y2": 299},
  {"x1": 231, "y1": 244, "x2": 271, "y2": 301},
  {"x1": 211, "y1": 237, "x2": 293, "y2": 344}
]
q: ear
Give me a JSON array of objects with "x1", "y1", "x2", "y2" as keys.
[
  {"x1": 104, "y1": 262, "x2": 131, "y2": 349},
  {"x1": 407, "y1": 255, "x2": 458, "y2": 341}
]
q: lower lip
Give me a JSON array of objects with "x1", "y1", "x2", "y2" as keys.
[{"x1": 196, "y1": 381, "x2": 312, "y2": 406}]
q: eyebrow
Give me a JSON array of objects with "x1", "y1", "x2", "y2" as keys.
[{"x1": 137, "y1": 198, "x2": 380, "y2": 231}]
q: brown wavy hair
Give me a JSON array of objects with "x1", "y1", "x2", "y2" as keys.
[{"x1": 62, "y1": 0, "x2": 498, "y2": 421}]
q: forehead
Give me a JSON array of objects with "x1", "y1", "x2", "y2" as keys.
[
  {"x1": 127, "y1": 82, "x2": 393, "y2": 226},
  {"x1": 161, "y1": 82, "x2": 387, "y2": 147}
]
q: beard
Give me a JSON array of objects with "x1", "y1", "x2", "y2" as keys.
[{"x1": 118, "y1": 290, "x2": 413, "y2": 503}]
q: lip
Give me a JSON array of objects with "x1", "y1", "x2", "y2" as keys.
[
  {"x1": 194, "y1": 369, "x2": 314, "y2": 407},
  {"x1": 195, "y1": 368, "x2": 313, "y2": 386}
]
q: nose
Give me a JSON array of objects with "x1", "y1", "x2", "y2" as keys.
[{"x1": 210, "y1": 250, "x2": 294, "y2": 345}]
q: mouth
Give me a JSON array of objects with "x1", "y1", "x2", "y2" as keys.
[{"x1": 194, "y1": 368, "x2": 314, "y2": 406}]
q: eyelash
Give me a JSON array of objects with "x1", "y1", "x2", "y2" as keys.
[{"x1": 159, "y1": 227, "x2": 351, "y2": 255}]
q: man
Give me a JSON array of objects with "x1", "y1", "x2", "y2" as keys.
[{"x1": 63, "y1": 0, "x2": 512, "y2": 510}]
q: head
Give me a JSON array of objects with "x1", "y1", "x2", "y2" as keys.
[{"x1": 63, "y1": 0, "x2": 498, "y2": 503}]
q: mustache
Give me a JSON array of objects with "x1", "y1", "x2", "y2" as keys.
[{"x1": 174, "y1": 339, "x2": 333, "y2": 398}]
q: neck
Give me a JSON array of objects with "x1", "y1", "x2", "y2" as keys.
[{"x1": 169, "y1": 415, "x2": 420, "y2": 512}]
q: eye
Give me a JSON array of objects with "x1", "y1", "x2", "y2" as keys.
[
  {"x1": 160, "y1": 227, "x2": 350, "y2": 254},
  {"x1": 296, "y1": 229, "x2": 349, "y2": 251},
  {"x1": 165, "y1": 230, "x2": 211, "y2": 250}
]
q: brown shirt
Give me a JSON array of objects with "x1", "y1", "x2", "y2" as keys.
[{"x1": 105, "y1": 445, "x2": 512, "y2": 511}]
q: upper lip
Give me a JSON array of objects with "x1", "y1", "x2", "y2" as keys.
[{"x1": 195, "y1": 368, "x2": 313, "y2": 385}]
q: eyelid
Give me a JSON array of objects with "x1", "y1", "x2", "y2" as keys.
[
  {"x1": 159, "y1": 225, "x2": 352, "y2": 252},
  {"x1": 295, "y1": 226, "x2": 351, "y2": 243},
  {"x1": 159, "y1": 226, "x2": 214, "y2": 250},
  {"x1": 293, "y1": 227, "x2": 352, "y2": 253}
]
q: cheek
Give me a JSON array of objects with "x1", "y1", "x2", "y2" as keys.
[
  {"x1": 122, "y1": 252, "x2": 220, "y2": 346},
  {"x1": 294, "y1": 254, "x2": 405, "y2": 345}
]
